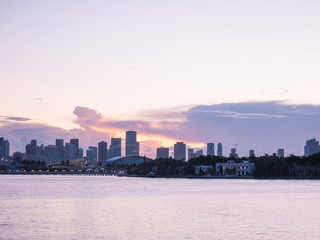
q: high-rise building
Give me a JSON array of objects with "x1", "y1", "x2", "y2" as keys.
[
  {"x1": 230, "y1": 148, "x2": 238, "y2": 158},
  {"x1": 65, "y1": 143, "x2": 76, "y2": 159},
  {"x1": 217, "y1": 142, "x2": 223, "y2": 157},
  {"x1": 78, "y1": 148, "x2": 83, "y2": 158},
  {"x1": 55, "y1": 139, "x2": 64, "y2": 159},
  {"x1": 125, "y1": 131, "x2": 139, "y2": 156},
  {"x1": 277, "y1": 149, "x2": 285, "y2": 158},
  {"x1": 45, "y1": 145, "x2": 58, "y2": 160},
  {"x1": 207, "y1": 143, "x2": 215, "y2": 156},
  {"x1": 196, "y1": 150, "x2": 203, "y2": 157},
  {"x1": 70, "y1": 139, "x2": 79, "y2": 157},
  {"x1": 2, "y1": 140, "x2": 9, "y2": 158},
  {"x1": 98, "y1": 141, "x2": 108, "y2": 163},
  {"x1": 174, "y1": 142, "x2": 186, "y2": 161},
  {"x1": 86, "y1": 149, "x2": 95, "y2": 167},
  {"x1": 109, "y1": 138, "x2": 121, "y2": 158},
  {"x1": 188, "y1": 148, "x2": 195, "y2": 160},
  {"x1": 249, "y1": 150, "x2": 255, "y2": 157},
  {"x1": 89, "y1": 146, "x2": 97, "y2": 165},
  {"x1": 156, "y1": 147, "x2": 169, "y2": 159},
  {"x1": 0, "y1": 137, "x2": 3, "y2": 148},
  {"x1": 31, "y1": 139, "x2": 37, "y2": 155},
  {"x1": 304, "y1": 138, "x2": 320, "y2": 157}
]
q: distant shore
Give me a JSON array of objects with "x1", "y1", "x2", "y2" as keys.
[{"x1": 1, "y1": 172, "x2": 320, "y2": 180}]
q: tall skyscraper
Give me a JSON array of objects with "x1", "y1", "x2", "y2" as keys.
[
  {"x1": 188, "y1": 148, "x2": 195, "y2": 160},
  {"x1": 156, "y1": 147, "x2": 169, "y2": 159},
  {"x1": 304, "y1": 138, "x2": 320, "y2": 157},
  {"x1": 2, "y1": 140, "x2": 9, "y2": 158},
  {"x1": 230, "y1": 148, "x2": 238, "y2": 158},
  {"x1": 89, "y1": 146, "x2": 97, "y2": 164},
  {"x1": 277, "y1": 149, "x2": 285, "y2": 158},
  {"x1": 98, "y1": 141, "x2": 108, "y2": 163},
  {"x1": 207, "y1": 143, "x2": 215, "y2": 156},
  {"x1": 125, "y1": 131, "x2": 139, "y2": 156},
  {"x1": 31, "y1": 139, "x2": 37, "y2": 155},
  {"x1": 55, "y1": 139, "x2": 64, "y2": 159},
  {"x1": 70, "y1": 139, "x2": 79, "y2": 157},
  {"x1": 109, "y1": 138, "x2": 121, "y2": 158},
  {"x1": 174, "y1": 142, "x2": 186, "y2": 161},
  {"x1": 249, "y1": 150, "x2": 255, "y2": 157},
  {"x1": 65, "y1": 143, "x2": 76, "y2": 159},
  {"x1": 217, "y1": 142, "x2": 223, "y2": 157}
]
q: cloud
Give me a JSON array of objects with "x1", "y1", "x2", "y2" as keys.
[
  {"x1": 1, "y1": 101, "x2": 320, "y2": 158},
  {"x1": 0, "y1": 116, "x2": 32, "y2": 122}
]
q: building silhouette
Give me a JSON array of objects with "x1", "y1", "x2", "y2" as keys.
[
  {"x1": 230, "y1": 148, "x2": 238, "y2": 158},
  {"x1": 249, "y1": 149, "x2": 255, "y2": 157},
  {"x1": 109, "y1": 138, "x2": 121, "y2": 158},
  {"x1": 304, "y1": 138, "x2": 320, "y2": 157},
  {"x1": 70, "y1": 139, "x2": 79, "y2": 157},
  {"x1": 277, "y1": 148, "x2": 285, "y2": 158},
  {"x1": 174, "y1": 142, "x2": 186, "y2": 161},
  {"x1": 98, "y1": 141, "x2": 107, "y2": 163},
  {"x1": 217, "y1": 142, "x2": 223, "y2": 157},
  {"x1": 156, "y1": 147, "x2": 169, "y2": 159},
  {"x1": 55, "y1": 139, "x2": 64, "y2": 159},
  {"x1": 125, "y1": 131, "x2": 139, "y2": 156},
  {"x1": 207, "y1": 143, "x2": 215, "y2": 156}
]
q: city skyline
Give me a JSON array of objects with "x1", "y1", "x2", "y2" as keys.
[{"x1": 1, "y1": 1, "x2": 320, "y2": 158}]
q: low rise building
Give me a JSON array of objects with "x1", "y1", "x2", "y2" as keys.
[{"x1": 216, "y1": 160, "x2": 255, "y2": 176}]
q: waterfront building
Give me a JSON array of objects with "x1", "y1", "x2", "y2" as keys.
[
  {"x1": 55, "y1": 139, "x2": 64, "y2": 159},
  {"x1": 277, "y1": 149, "x2": 285, "y2": 158},
  {"x1": 125, "y1": 131, "x2": 139, "y2": 156},
  {"x1": 194, "y1": 165, "x2": 213, "y2": 175},
  {"x1": 156, "y1": 147, "x2": 169, "y2": 159},
  {"x1": 70, "y1": 139, "x2": 79, "y2": 157},
  {"x1": 196, "y1": 150, "x2": 203, "y2": 157},
  {"x1": 174, "y1": 142, "x2": 186, "y2": 161},
  {"x1": 304, "y1": 138, "x2": 320, "y2": 157},
  {"x1": 109, "y1": 138, "x2": 121, "y2": 158},
  {"x1": 98, "y1": 141, "x2": 108, "y2": 163},
  {"x1": 217, "y1": 142, "x2": 223, "y2": 157},
  {"x1": 230, "y1": 148, "x2": 238, "y2": 159},
  {"x1": 216, "y1": 160, "x2": 255, "y2": 176},
  {"x1": 104, "y1": 155, "x2": 151, "y2": 167}
]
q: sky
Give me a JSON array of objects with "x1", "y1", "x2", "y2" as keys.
[{"x1": 1, "y1": 0, "x2": 320, "y2": 158}]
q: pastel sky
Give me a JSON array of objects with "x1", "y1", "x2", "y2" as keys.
[{"x1": 1, "y1": 1, "x2": 319, "y2": 158}]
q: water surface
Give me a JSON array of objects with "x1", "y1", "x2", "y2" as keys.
[{"x1": 0, "y1": 175, "x2": 319, "y2": 240}]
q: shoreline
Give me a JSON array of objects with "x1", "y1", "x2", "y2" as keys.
[{"x1": 1, "y1": 172, "x2": 320, "y2": 180}]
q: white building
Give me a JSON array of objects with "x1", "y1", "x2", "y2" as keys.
[{"x1": 216, "y1": 160, "x2": 255, "y2": 176}]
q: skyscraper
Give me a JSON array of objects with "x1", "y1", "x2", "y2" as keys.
[
  {"x1": 249, "y1": 150, "x2": 255, "y2": 157},
  {"x1": 230, "y1": 148, "x2": 238, "y2": 158},
  {"x1": 55, "y1": 139, "x2": 64, "y2": 159},
  {"x1": 217, "y1": 142, "x2": 223, "y2": 157},
  {"x1": 174, "y1": 142, "x2": 186, "y2": 161},
  {"x1": 277, "y1": 149, "x2": 284, "y2": 158},
  {"x1": 156, "y1": 147, "x2": 169, "y2": 159},
  {"x1": 65, "y1": 143, "x2": 76, "y2": 159},
  {"x1": 31, "y1": 139, "x2": 37, "y2": 155},
  {"x1": 304, "y1": 138, "x2": 320, "y2": 157},
  {"x1": 188, "y1": 148, "x2": 195, "y2": 160},
  {"x1": 109, "y1": 138, "x2": 121, "y2": 158},
  {"x1": 207, "y1": 143, "x2": 215, "y2": 156},
  {"x1": 98, "y1": 141, "x2": 108, "y2": 163},
  {"x1": 125, "y1": 131, "x2": 139, "y2": 156},
  {"x1": 70, "y1": 139, "x2": 79, "y2": 157},
  {"x1": 89, "y1": 146, "x2": 98, "y2": 165},
  {"x1": 2, "y1": 140, "x2": 9, "y2": 158}
]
